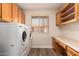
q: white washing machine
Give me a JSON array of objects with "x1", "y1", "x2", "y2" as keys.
[
  {"x1": 22, "y1": 25, "x2": 32, "y2": 56},
  {"x1": 0, "y1": 22, "x2": 28, "y2": 56}
]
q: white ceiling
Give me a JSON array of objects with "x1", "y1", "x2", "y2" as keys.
[{"x1": 17, "y1": 3, "x2": 65, "y2": 10}]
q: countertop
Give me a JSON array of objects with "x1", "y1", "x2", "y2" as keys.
[{"x1": 53, "y1": 35, "x2": 79, "y2": 52}]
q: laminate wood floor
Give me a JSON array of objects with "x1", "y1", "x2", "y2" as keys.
[{"x1": 28, "y1": 48, "x2": 57, "y2": 56}]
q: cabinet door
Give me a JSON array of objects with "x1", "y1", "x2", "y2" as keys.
[
  {"x1": 2, "y1": 3, "x2": 12, "y2": 22},
  {"x1": 0, "y1": 3, "x2": 2, "y2": 21},
  {"x1": 52, "y1": 37, "x2": 67, "y2": 56},
  {"x1": 67, "y1": 46, "x2": 79, "y2": 56},
  {"x1": 67, "y1": 51, "x2": 72, "y2": 56},
  {"x1": 12, "y1": 4, "x2": 19, "y2": 23},
  {"x1": 22, "y1": 12, "x2": 25, "y2": 24},
  {"x1": 56, "y1": 11, "x2": 61, "y2": 26},
  {"x1": 18, "y1": 8, "x2": 22, "y2": 24}
]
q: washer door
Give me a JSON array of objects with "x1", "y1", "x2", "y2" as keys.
[
  {"x1": 21, "y1": 30, "x2": 27, "y2": 45},
  {"x1": 22, "y1": 31, "x2": 27, "y2": 42}
]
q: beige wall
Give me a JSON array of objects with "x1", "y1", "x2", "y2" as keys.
[
  {"x1": 59, "y1": 21, "x2": 79, "y2": 40},
  {"x1": 24, "y1": 10, "x2": 61, "y2": 48}
]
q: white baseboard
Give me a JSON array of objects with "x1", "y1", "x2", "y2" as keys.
[{"x1": 32, "y1": 45, "x2": 52, "y2": 48}]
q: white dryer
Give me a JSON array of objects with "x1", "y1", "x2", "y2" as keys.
[{"x1": 0, "y1": 22, "x2": 28, "y2": 56}]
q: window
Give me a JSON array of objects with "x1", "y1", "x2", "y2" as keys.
[{"x1": 32, "y1": 16, "x2": 49, "y2": 33}]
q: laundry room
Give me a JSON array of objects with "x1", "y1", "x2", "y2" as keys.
[{"x1": 1, "y1": 1, "x2": 79, "y2": 57}]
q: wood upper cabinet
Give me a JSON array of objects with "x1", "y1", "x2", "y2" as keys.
[
  {"x1": 12, "y1": 3, "x2": 25, "y2": 24},
  {"x1": 0, "y1": 4, "x2": 1, "y2": 21},
  {"x1": 75, "y1": 4, "x2": 79, "y2": 19},
  {"x1": 12, "y1": 4, "x2": 19, "y2": 23},
  {"x1": 2, "y1": 3, "x2": 12, "y2": 22},
  {"x1": 56, "y1": 3, "x2": 79, "y2": 26},
  {"x1": 0, "y1": 3, "x2": 25, "y2": 24}
]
